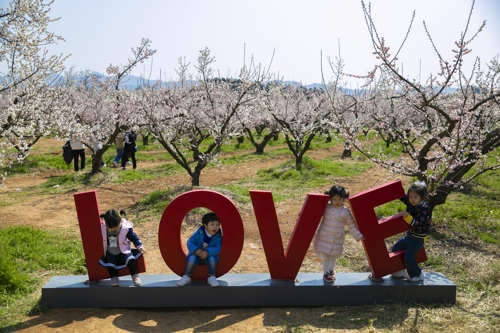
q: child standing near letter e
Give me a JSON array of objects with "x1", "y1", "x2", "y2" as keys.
[
  {"x1": 313, "y1": 185, "x2": 364, "y2": 282},
  {"x1": 177, "y1": 212, "x2": 222, "y2": 287},
  {"x1": 391, "y1": 181, "x2": 431, "y2": 282}
]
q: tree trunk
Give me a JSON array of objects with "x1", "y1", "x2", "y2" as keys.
[
  {"x1": 254, "y1": 143, "x2": 265, "y2": 154},
  {"x1": 253, "y1": 132, "x2": 275, "y2": 155},
  {"x1": 295, "y1": 154, "x2": 303, "y2": 171},
  {"x1": 91, "y1": 150, "x2": 105, "y2": 173},
  {"x1": 142, "y1": 134, "x2": 149, "y2": 145},
  {"x1": 341, "y1": 148, "x2": 352, "y2": 159},
  {"x1": 237, "y1": 136, "x2": 244, "y2": 144},
  {"x1": 192, "y1": 148, "x2": 200, "y2": 162},
  {"x1": 191, "y1": 171, "x2": 201, "y2": 187}
]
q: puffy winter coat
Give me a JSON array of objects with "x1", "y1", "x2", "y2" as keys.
[
  {"x1": 187, "y1": 225, "x2": 222, "y2": 262},
  {"x1": 100, "y1": 219, "x2": 143, "y2": 256},
  {"x1": 312, "y1": 203, "x2": 363, "y2": 258}
]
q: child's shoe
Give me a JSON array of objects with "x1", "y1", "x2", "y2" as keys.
[
  {"x1": 207, "y1": 275, "x2": 219, "y2": 287},
  {"x1": 132, "y1": 274, "x2": 142, "y2": 286},
  {"x1": 177, "y1": 275, "x2": 191, "y2": 286},
  {"x1": 407, "y1": 271, "x2": 425, "y2": 282},
  {"x1": 323, "y1": 271, "x2": 335, "y2": 283},
  {"x1": 391, "y1": 269, "x2": 410, "y2": 279},
  {"x1": 111, "y1": 276, "x2": 119, "y2": 287}
]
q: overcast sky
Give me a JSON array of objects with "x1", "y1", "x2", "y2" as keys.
[{"x1": 40, "y1": 0, "x2": 500, "y2": 85}]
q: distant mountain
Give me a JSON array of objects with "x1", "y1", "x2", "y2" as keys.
[{"x1": 43, "y1": 72, "x2": 457, "y2": 94}]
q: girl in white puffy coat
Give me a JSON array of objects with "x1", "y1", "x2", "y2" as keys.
[{"x1": 313, "y1": 185, "x2": 364, "y2": 282}]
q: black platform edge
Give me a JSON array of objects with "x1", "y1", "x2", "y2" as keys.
[{"x1": 41, "y1": 272, "x2": 456, "y2": 308}]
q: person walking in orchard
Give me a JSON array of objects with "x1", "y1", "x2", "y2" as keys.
[{"x1": 121, "y1": 130, "x2": 137, "y2": 170}]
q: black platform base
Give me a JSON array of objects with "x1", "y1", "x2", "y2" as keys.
[{"x1": 41, "y1": 272, "x2": 456, "y2": 308}]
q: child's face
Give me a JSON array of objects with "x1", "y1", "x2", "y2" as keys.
[
  {"x1": 330, "y1": 195, "x2": 344, "y2": 208},
  {"x1": 408, "y1": 190, "x2": 423, "y2": 206},
  {"x1": 107, "y1": 225, "x2": 120, "y2": 232},
  {"x1": 205, "y1": 220, "x2": 220, "y2": 236}
]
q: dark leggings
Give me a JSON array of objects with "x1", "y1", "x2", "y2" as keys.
[
  {"x1": 107, "y1": 260, "x2": 138, "y2": 278},
  {"x1": 121, "y1": 144, "x2": 136, "y2": 169},
  {"x1": 72, "y1": 149, "x2": 85, "y2": 171}
]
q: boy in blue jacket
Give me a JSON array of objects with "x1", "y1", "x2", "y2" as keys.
[{"x1": 177, "y1": 212, "x2": 222, "y2": 287}]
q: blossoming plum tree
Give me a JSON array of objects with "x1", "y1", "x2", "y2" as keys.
[
  {"x1": 331, "y1": 0, "x2": 500, "y2": 211},
  {"x1": 136, "y1": 49, "x2": 271, "y2": 186},
  {"x1": 0, "y1": 0, "x2": 67, "y2": 179},
  {"x1": 262, "y1": 83, "x2": 330, "y2": 169},
  {"x1": 58, "y1": 38, "x2": 156, "y2": 174}
]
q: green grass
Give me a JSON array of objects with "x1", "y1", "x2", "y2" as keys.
[
  {"x1": 213, "y1": 156, "x2": 372, "y2": 204},
  {"x1": 3, "y1": 154, "x2": 72, "y2": 175},
  {"x1": 374, "y1": 200, "x2": 403, "y2": 219},
  {"x1": 0, "y1": 227, "x2": 85, "y2": 328},
  {"x1": 132, "y1": 186, "x2": 190, "y2": 218}
]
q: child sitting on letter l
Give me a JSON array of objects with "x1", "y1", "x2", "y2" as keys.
[{"x1": 98, "y1": 209, "x2": 146, "y2": 287}]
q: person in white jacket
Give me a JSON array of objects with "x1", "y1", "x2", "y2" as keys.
[{"x1": 313, "y1": 185, "x2": 364, "y2": 282}]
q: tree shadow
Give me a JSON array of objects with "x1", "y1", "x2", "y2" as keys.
[{"x1": 3, "y1": 303, "x2": 457, "y2": 333}]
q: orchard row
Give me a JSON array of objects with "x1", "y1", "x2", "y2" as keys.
[{"x1": 1, "y1": 0, "x2": 499, "y2": 211}]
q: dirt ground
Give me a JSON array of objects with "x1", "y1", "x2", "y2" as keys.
[{"x1": 1, "y1": 138, "x2": 397, "y2": 333}]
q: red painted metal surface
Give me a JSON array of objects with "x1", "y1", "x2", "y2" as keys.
[
  {"x1": 158, "y1": 189, "x2": 244, "y2": 280},
  {"x1": 349, "y1": 180, "x2": 427, "y2": 279},
  {"x1": 250, "y1": 191, "x2": 330, "y2": 280},
  {"x1": 74, "y1": 190, "x2": 146, "y2": 281}
]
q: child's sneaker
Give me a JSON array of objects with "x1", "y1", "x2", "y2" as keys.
[
  {"x1": 407, "y1": 271, "x2": 425, "y2": 282},
  {"x1": 207, "y1": 275, "x2": 219, "y2": 287},
  {"x1": 323, "y1": 271, "x2": 335, "y2": 283},
  {"x1": 391, "y1": 269, "x2": 410, "y2": 279},
  {"x1": 177, "y1": 275, "x2": 191, "y2": 286},
  {"x1": 113, "y1": 161, "x2": 118, "y2": 167},
  {"x1": 132, "y1": 274, "x2": 142, "y2": 286},
  {"x1": 111, "y1": 276, "x2": 119, "y2": 287}
]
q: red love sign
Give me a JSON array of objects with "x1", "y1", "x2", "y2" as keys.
[{"x1": 74, "y1": 180, "x2": 426, "y2": 281}]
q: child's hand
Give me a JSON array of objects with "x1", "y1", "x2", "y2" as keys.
[
  {"x1": 194, "y1": 249, "x2": 203, "y2": 256},
  {"x1": 139, "y1": 247, "x2": 146, "y2": 254},
  {"x1": 402, "y1": 212, "x2": 412, "y2": 224},
  {"x1": 199, "y1": 250, "x2": 208, "y2": 260}
]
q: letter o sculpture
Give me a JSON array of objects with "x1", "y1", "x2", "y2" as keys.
[{"x1": 158, "y1": 189, "x2": 244, "y2": 280}]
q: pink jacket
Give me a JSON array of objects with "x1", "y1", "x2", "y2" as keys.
[
  {"x1": 313, "y1": 203, "x2": 363, "y2": 258},
  {"x1": 101, "y1": 219, "x2": 143, "y2": 256}
]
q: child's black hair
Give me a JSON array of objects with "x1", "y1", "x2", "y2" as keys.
[
  {"x1": 202, "y1": 212, "x2": 219, "y2": 226},
  {"x1": 408, "y1": 181, "x2": 428, "y2": 200},
  {"x1": 99, "y1": 209, "x2": 126, "y2": 228},
  {"x1": 324, "y1": 185, "x2": 349, "y2": 199}
]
